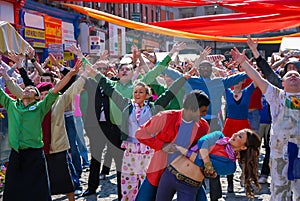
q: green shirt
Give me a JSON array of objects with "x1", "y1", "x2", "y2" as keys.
[
  {"x1": 0, "y1": 89, "x2": 59, "y2": 151},
  {"x1": 84, "y1": 55, "x2": 171, "y2": 125},
  {"x1": 112, "y1": 56, "x2": 171, "y2": 125}
]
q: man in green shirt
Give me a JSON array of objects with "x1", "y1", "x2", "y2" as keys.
[{"x1": 0, "y1": 63, "x2": 80, "y2": 201}]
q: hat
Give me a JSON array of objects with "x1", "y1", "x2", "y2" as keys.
[
  {"x1": 283, "y1": 61, "x2": 300, "y2": 75},
  {"x1": 199, "y1": 60, "x2": 212, "y2": 68},
  {"x1": 36, "y1": 82, "x2": 54, "y2": 93}
]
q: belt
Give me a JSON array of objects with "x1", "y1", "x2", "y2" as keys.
[{"x1": 167, "y1": 165, "x2": 202, "y2": 187}]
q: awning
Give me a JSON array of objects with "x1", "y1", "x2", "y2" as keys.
[{"x1": 0, "y1": 21, "x2": 31, "y2": 55}]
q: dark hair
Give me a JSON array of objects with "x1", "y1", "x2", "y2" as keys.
[
  {"x1": 239, "y1": 128, "x2": 261, "y2": 198},
  {"x1": 283, "y1": 61, "x2": 300, "y2": 76},
  {"x1": 183, "y1": 90, "x2": 210, "y2": 112},
  {"x1": 117, "y1": 63, "x2": 133, "y2": 72},
  {"x1": 41, "y1": 72, "x2": 54, "y2": 82},
  {"x1": 134, "y1": 82, "x2": 150, "y2": 95}
]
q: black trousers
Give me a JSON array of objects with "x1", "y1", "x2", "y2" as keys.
[
  {"x1": 87, "y1": 122, "x2": 124, "y2": 201},
  {"x1": 261, "y1": 127, "x2": 270, "y2": 176},
  {"x1": 3, "y1": 148, "x2": 51, "y2": 201}
]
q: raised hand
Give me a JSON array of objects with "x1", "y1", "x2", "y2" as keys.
[
  {"x1": 169, "y1": 42, "x2": 186, "y2": 55},
  {"x1": 69, "y1": 44, "x2": 84, "y2": 59},
  {"x1": 26, "y1": 46, "x2": 35, "y2": 59},
  {"x1": 131, "y1": 45, "x2": 140, "y2": 64},
  {"x1": 8, "y1": 52, "x2": 25, "y2": 68},
  {"x1": 184, "y1": 67, "x2": 197, "y2": 79},
  {"x1": 99, "y1": 50, "x2": 109, "y2": 61},
  {"x1": 49, "y1": 53, "x2": 61, "y2": 67},
  {"x1": 230, "y1": 47, "x2": 247, "y2": 65},
  {"x1": 247, "y1": 35, "x2": 258, "y2": 51},
  {"x1": 69, "y1": 60, "x2": 82, "y2": 76},
  {"x1": 142, "y1": 51, "x2": 157, "y2": 64},
  {"x1": 199, "y1": 46, "x2": 212, "y2": 61},
  {"x1": 0, "y1": 66, "x2": 9, "y2": 80}
]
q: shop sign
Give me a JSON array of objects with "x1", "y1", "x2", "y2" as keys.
[
  {"x1": 89, "y1": 32, "x2": 105, "y2": 54},
  {"x1": 44, "y1": 16, "x2": 62, "y2": 47},
  {"x1": 24, "y1": 27, "x2": 45, "y2": 48},
  {"x1": 0, "y1": 1, "x2": 14, "y2": 24},
  {"x1": 24, "y1": 12, "x2": 44, "y2": 29},
  {"x1": 131, "y1": 12, "x2": 141, "y2": 22},
  {"x1": 48, "y1": 44, "x2": 63, "y2": 61},
  {"x1": 64, "y1": 52, "x2": 74, "y2": 61},
  {"x1": 62, "y1": 21, "x2": 76, "y2": 50},
  {"x1": 109, "y1": 23, "x2": 125, "y2": 56}
]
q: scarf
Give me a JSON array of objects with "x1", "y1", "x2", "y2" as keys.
[{"x1": 216, "y1": 137, "x2": 237, "y2": 162}]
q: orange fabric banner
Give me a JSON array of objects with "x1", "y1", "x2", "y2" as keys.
[{"x1": 63, "y1": 3, "x2": 300, "y2": 44}]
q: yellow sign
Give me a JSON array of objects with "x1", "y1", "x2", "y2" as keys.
[
  {"x1": 33, "y1": 42, "x2": 45, "y2": 48},
  {"x1": 64, "y1": 52, "x2": 74, "y2": 61},
  {"x1": 25, "y1": 28, "x2": 45, "y2": 40}
]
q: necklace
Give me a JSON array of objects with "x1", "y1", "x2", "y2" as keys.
[{"x1": 233, "y1": 91, "x2": 241, "y2": 99}]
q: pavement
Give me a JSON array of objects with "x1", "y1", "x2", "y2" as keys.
[{"x1": 51, "y1": 137, "x2": 271, "y2": 201}]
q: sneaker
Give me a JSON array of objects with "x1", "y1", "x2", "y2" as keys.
[
  {"x1": 74, "y1": 189, "x2": 82, "y2": 196},
  {"x1": 99, "y1": 174, "x2": 106, "y2": 180},
  {"x1": 258, "y1": 175, "x2": 268, "y2": 184},
  {"x1": 239, "y1": 174, "x2": 245, "y2": 187}
]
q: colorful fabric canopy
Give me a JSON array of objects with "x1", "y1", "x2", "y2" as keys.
[
  {"x1": 150, "y1": 13, "x2": 300, "y2": 36},
  {"x1": 63, "y1": 2, "x2": 300, "y2": 43}
]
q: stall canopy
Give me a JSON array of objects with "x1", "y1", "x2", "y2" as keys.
[
  {"x1": 62, "y1": 0, "x2": 300, "y2": 43},
  {"x1": 0, "y1": 21, "x2": 31, "y2": 55}
]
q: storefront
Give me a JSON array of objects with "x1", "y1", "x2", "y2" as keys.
[
  {"x1": 126, "y1": 31, "x2": 142, "y2": 53},
  {"x1": 21, "y1": 0, "x2": 81, "y2": 63},
  {"x1": 21, "y1": 11, "x2": 46, "y2": 62},
  {"x1": 142, "y1": 38, "x2": 160, "y2": 51},
  {"x1": 0, "y1": 0, "x2": 24, "y2": 27}
]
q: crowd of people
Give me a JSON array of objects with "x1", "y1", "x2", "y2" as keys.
[{"x1": 0, "y1": 35, "x2": 299, "y2": 201}]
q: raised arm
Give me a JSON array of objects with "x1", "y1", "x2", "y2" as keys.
[
  {"x1": 154, "y1": 69, "x2": 194, "y2": 109},
  {"x1": 141, "y1": 42, "x2": 186, "y2": 84},
  {"x1": 176, "y1": 131, "x2": 235, "y2": 176},
  {"x1": 83, "y1": 62, "x2": 129, "y2": 110},
  {"x1": 247, "y1": 35, "x2": 282, "y2": 88},
  {"x1": 27, "y1": 46, "x2": 47, "y2": 75},
  {"x1": 52, "y1": 60, "x2": 82, "y2": 94},
  {"x1": 0, "y1": 65, "x2": 23, "y2": 98},
  {"x1": 231, "y1": 47, "x2": 268, "y2": 94},
  {"x1": 8, "y1": 52, "x2": 34, "y2": 87}
]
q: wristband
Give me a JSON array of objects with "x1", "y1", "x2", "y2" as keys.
[
  {"x1": 31, "y1": 58, "x2": 36, "y2": 63},
  {"x1": 204, "y1": 161, "x2": 213, "y2": 170},
  {"x1": 185, "y1": 150, "x2": 193, "y2": 158}
]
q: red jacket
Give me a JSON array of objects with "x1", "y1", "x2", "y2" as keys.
[{"x1": 135, "y1": 109, "x2": 209, "y2": 186}]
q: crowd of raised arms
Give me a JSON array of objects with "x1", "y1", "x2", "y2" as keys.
[{"x1": 0, "y1": 35, "x2": 299, "y2": 201}]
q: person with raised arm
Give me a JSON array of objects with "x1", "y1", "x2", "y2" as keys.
[
  {"x1": 0, "y1": 60, "x2": 80, "y2": 201},
  {"x1": 231, "y1": 47, "x2": 300, "y2": 201}
]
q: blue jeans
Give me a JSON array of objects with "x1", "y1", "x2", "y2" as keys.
[
  {"x1": 248, "y1": 110, "x2": 260, "y2": 133},
  {"x1": 67, "y1": 152, "x2": 82, "y2": 191},
  {"x1": 136, "y1": 177, "x2": 157, "y2": 201},
  {"x1": 74, "y1": 116, "x2": 89, "y2": 166},
  {"x1": 136, "y1": 176, "x2": 208, "y2": 201},
  {"x1": 156, "y1": 168, "x2": 200, "y2": 201},
  {"x1": 65, "y1": 115, "x2": 82, "y2": 177}
]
